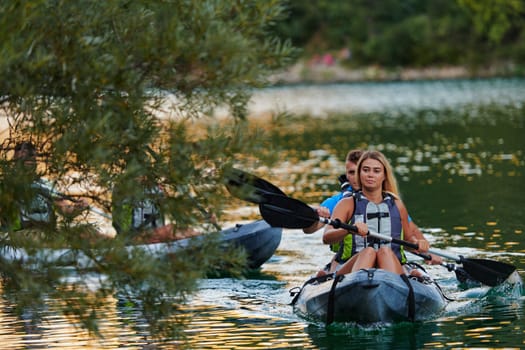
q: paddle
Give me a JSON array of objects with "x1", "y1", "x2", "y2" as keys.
[
  {"x1": 224, "y1": 167, "x2": 286, "y2": 204},
  {"x1": 224, "y1": 167, "x2": 315, "y2": 228},
  {"x1": 34, "y1": 180, "x2": 112, "y2": 220},
  {"x1": 258, "y1": 192, "x2": 516, "y2": 287},
  {"x1": 408, "y1": 251, "x2": 480, "y2": 284},
  {"x1": 38, "y1": 180, "x2": 223, "y2": 234},
  {"x1": 259, "y1": 192, "x2": 418, "y2": 247},
  {"x1": 223, "y1": 169, "x2": 516, "y2": 286},
  {"x1": 224, "y1": 169, "x2": 418, "y2": 247}
]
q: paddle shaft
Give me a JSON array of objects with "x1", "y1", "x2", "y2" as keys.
[
  {"x1": 43, "y1": 182, "x2": 220, "y2": 229},
  {"x1": 33, "y1": 181, "x2": 112, "y2": 220},
  {"x1": 319, "y1": 217, "x2": 419, "y2": 250},
  {"x1": 408, "y1": 251, "x2": 459, "y2": 271},
  {"x1": 320, "y1": 217, "x2": 486, "y2": 265},
  {"x1": 321, "y1": 215, "x2": 472, "y2": 280},
  {"x1": 323, "y1": 216, "x2": 517, "y2": 284}
]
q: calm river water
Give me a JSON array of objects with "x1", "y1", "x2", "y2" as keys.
[{"x1": 2, "y1": 78, "x2": 525, "y2": 349}]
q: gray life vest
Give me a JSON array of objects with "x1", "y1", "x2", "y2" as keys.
[
  {"x1": 338, "y1": 191, "x2": 406, "y2": 263},
  {"x1": 131, "y1": 187, "x2": 164, "y2": 230},
  {"x1": 19, "y1": 180, "x2": 55, "y2": 228}
]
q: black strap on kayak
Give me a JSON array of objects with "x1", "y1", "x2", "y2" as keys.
[
  {"x1": 326, "y1": 274, "x2": 344, "y2": 325},
  {"x1": 432, "y1": 280, "x2": 456, "y2": 302},
  {"x1": 400, "y1": 274, "x2": 416, "y2": 322},
  {"x1": 406, "y1": 262, "x2": 456, "y2": 302},
  {"x1": 289, "y1": 273, "x2": 336, "y2": 306}
]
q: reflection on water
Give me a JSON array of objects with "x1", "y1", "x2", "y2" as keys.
[
  {"x1": 182, "y1": 306, "x2": 315, "y2": 349},
  {"x1": 0, "y1": 289, "x2": 147, "y2": 349},
  {"x1": 0, "y1": 227, "x2": 523, "y2": 348},
  {"x1": 1, "y1": 79, "x2": 525, "y2": 348}
]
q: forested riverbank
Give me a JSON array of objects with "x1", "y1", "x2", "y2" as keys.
[
  {"x1": 270, "y1": 0, "x2": 525, "y2": 84},
  {"x1": 270, "y1": 61, "x2": 522, "y2": 84}
]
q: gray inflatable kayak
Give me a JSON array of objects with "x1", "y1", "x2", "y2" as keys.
[
  {"x1": 2, "y1": 219, "x2": 282, "y2": 270},
  {"x1": 292, "y1": 268, "x2": 447, "y2": 324}
]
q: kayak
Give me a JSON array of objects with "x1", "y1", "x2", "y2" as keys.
[
  {"x1": 209, "y1": 219, "x2": 283, "y2": 269},
  {"x1": 2, "y1": 219, "x2": 282, "y2": 270},
  {"x1": 291, "y1": 267, "x2": 447, "y2": 324},
  {"x1": 145, "y1": 219, "x2": 282, "y2": 269}
]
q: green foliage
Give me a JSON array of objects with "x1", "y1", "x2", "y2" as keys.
[
  {"x1": 0, "y1": 0, "x2": 294, "y2": 340},
  {"x1": 458, "y1": 0, "x2": 525, "y2": 43},
  {"x1": 273, "y1": 0, "x2": 525, "y2": 68}
]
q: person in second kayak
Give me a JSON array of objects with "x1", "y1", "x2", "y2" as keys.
[
  {"x1": 0, "y1": 141, "x2": 88, "y2": 232},
  {"x1": 111, "y1": 176, "x2": 206, "y2": 243},
  {"x1": 111, "y1": 178, "x2": 166, "y2": 237},
  {"x1": 323, "y1": 150, "x2": 430, "y2": 275}
]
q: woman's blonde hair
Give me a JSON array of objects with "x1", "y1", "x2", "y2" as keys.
[{"x1": 356, "y1": 150, "x2": 399, "y2": 198}]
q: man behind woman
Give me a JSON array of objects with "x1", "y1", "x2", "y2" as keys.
[{"x1": 303, "y1": 149, "x2": 361, "y2": 275}]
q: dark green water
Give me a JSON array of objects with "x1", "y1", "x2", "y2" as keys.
[
  {"x1": 1, "y1": 78, "x2": 524, "y2": 349},
  {"x1": 278, "y1": 103, "x2": 524, "y2": 253}
]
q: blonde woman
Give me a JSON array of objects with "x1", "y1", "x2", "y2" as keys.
[{"x1": 322, "y1": 150, "x2": 430, "y2": 275}]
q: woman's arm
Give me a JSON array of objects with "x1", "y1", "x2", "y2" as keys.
[{"x1": 322, "y1": 197, "x2": 355, "y2": 244}]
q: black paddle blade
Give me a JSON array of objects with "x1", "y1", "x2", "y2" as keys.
[
  {"x1": 259, "y1": 193, "x2": 319, "y2": 229},
  {"x1": 460, "y1": 257, "x2": 516, "y2": 287},
  {"x1": 224, "y1": 168, "x2": 286, "y2": 204}
]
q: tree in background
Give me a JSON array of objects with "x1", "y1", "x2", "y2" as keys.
[
  {"x1": 0, "y1": 0, "x2": 294, "y2": 339},
  {"x1": 458, "y1": 0, "x2": 525, "y2": 43},
  {"x1": 458, "y1": 0, "x2": 525, "y2": 63},
  {"x1": 274, "y1": 0, "x2": 525, "y2": 69}
]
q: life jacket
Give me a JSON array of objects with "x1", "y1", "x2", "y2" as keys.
[
  {"x1": 329, "y1": 190, "x2": 354, "y2": 254},
  {"x1": 130, "y1": 189, "x2": 164, "y2": 230},
  {"x1": 6, "y1": 179, "x2": 57, "y2": 231},
  {"x1": 336, "y1": 191, "x2": 407, "y2": 264},
  {"x1": 19, "y1": 183, "x2": 55, "y2": 227},
  {"x1": 112, "y1": 185, "x2": 165, "y2": 234}
]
